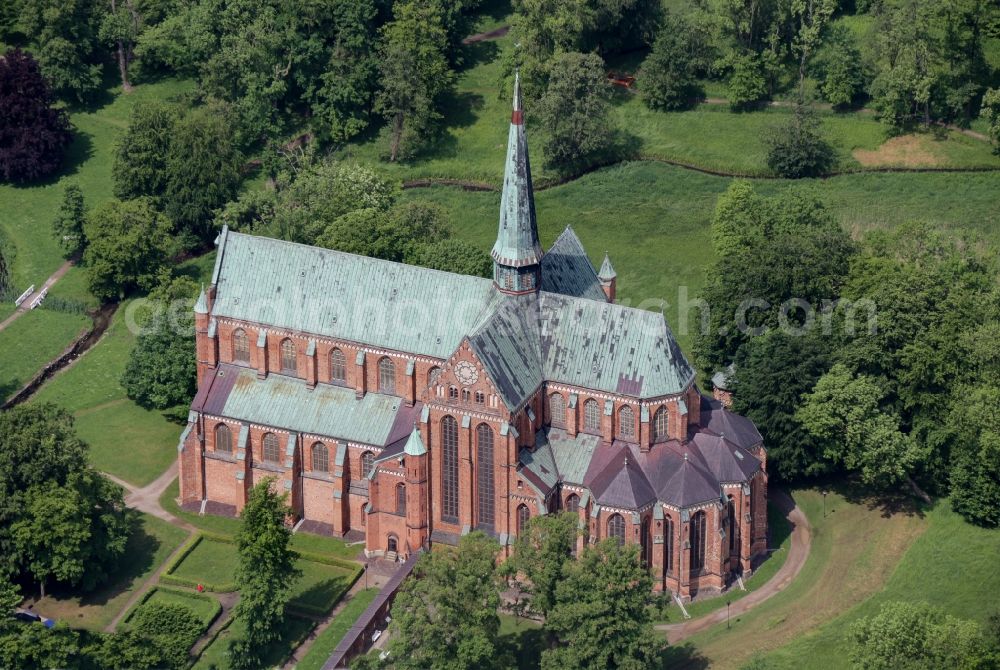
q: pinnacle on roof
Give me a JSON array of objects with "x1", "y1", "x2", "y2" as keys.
[
  {"x1": 194, "y1": 284, "x2": 209, "y2": 314},
  {"x1": 491, "y1": 70, "x2": 543, "y2": 270},
  {"x1": 404, "y1": 424, "x2": 426, "y2": 456},
  {"x1": 598, "y1": 252, "x2": 617, "y2": 280}
]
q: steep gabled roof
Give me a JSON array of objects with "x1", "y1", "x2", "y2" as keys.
[
  {"x1": 690, "y1": 432, "x2": 760, "y2": 483},
  {"x1": 589, "y1": 448, "x2": 657, "y2": 509},
  {"x1": 540, "y1": 227, "x2": 606, "y2": 301},
  {"x1": 538, "y1": 293, "x2": 695, "y2": 398},
  {"x1": 468, "y1": 294, "x2": 543, "y2": 410},
  {"x1": 700, "y1": 397, "x2": 763, "y2": 449}
]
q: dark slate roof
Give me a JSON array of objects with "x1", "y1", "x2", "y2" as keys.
[
  {"x1": 540, "y1": 227, "x2": 606, "y2": 302},
  {"x1": 589, "y1": 448, "x2": 657, "y2": 509},
  {"x1": 468, "y1": 293, "x2": 543, "y2": 410},
  {"x1": 519, "y1": 425, "x2": 761, "y2": 512},
  {"x1": 699, "y1": 397, "x2": 763, "y2": 449}
]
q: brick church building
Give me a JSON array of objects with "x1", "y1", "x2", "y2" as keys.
[{"x1": 178, "y1": 76, "x2": 768, "y2": 598}]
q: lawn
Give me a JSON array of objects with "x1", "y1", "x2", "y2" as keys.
[
  {"x1": 296, "y1": 588, "x2": 380, "y2": 670},
  {"x1": 123, "y1": 586, "x2": 222, "y2": 629},
  {"x1": 29, "y1": 513, "x2": 189, "y2": 631},
  {"x1": 192, "y1": 614, "x2": 315, "y2": 670},
  {"x1": 498, "y1": 613, "x2": 545, "y2": 669},
  {"x1": 169, "y1": 534, "x2": 358, "y2": 612},
  {"x1": 757, "y1": 500, "x2": 1000, "y2": 670},
  {"x1": 0, "y1": 308, "x2": 90, "y2": 402},
  {"x1": 30, "y1": 300, "x2": 181, "y2": 486},
  {"x1": 661, "y1": 486, "x2": 927, "y2": 670},
  {"x1": 169, "y1": 537, "x2": 239, "y2": 592},
  {"x1": 403, "y1": 162, "x2": 1000, "y2": 353},
  {"x1": 0, "y1": 78, "x2": 195, "y2": 292},
  {"x1": 656, "y1": 500, "x2": 793, "y2": 624}
]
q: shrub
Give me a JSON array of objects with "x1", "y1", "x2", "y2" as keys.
[
  {"x1": 727, "y1": 52, "x2": 769, "y2": 112},
  {"x1": 765, "y1": 104, "x2": 835, "y2": 178},
  {"x1": 981, "y1": 88, "x2": 1000, "y2": 155},
  {"x1": 638, "y1": 14, "x2": 704, "y2": 111}
]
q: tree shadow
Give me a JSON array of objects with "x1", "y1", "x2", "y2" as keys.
[
  {"x1": 659, "y1": 643, "x2": 711, "y2": 670},
  {"x1": 499, "y1": 623, "x2": 546, "y2": 669},
  {"x1": 11, "y1": 130, "x2": 94, "y2": 190},
  {"x1": 461, "y1": 39, "x2": 500, "y2": 71},
  {"x1": 77, "y1": 513, "x2": 160, "y2": 607},
  {"x1": 291, "y1": 575, "x2": 350, "y2": 615},
  {"x1": 0, "y1": 377, "x2": 20, "y2": 404},
  {"x1": 813, "y1": 477, "x2": 930, "y2": 520}
]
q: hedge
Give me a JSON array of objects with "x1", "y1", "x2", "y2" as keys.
[
  {"x1": 161, "y1": 533, "x2": 238, "y2": 592},
  {"x1": 122, "y1": 585, "x2": 223, "y2": 629}
]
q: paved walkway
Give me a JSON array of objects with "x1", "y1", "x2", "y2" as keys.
[
  {"x1": 0, "y1": 260, "x2": 73, "y2": 333},
  {"x1": 656, "y1": 490, "x2": 811, "y2": 644}
]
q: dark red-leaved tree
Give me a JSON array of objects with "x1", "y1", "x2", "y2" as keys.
[{"x1": 0, "y1": 49, "x2": 74, "y2": 183}]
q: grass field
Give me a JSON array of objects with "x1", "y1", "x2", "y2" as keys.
[
  {"x1": 0, "y1": 308, "x2": 90, "y2": 402},
  {"x1": 297, "y1": 588, "x2": 380, "y2": 670},
  {"x1": 192, "y1": 614, "x2": 315, "y2": 670},
  {"x1": 661, "y1": 487, "x2": 928, "y2": 670},
  {"x1": 30, "y1": 513, "x2": 189, "y2": 631},
  {"x1": 757, "y1": 500, "x2": 1000, "y2": 670},
  {"x1": 403, "y1": 162, "x2": 1000, "y2": 353},
  {"x1": 123, "y1": 586, "x2": 222, "y2": 629},
  {"x1": 30, "y1": 300, "x2": 182, "y2": 486},
  {"x1": 0, "y1": 78, "x2": 195, "y2": 291}
]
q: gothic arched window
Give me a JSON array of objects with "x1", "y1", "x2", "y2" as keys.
[
  {"x1": 690, "y1": 510, "x2": 707, "y2": 572},
  {"x1": 330, "y1": 348, "x2": 346, "y2": 382},
  {"x1": 728, "y1": 495, "x2": 739, "y2": 555},
  {"x1": 396, "y1": 483, "x2": 406, "y2": 514},
  {"x1": 429, "y1": 366, "x2": 442, "y2": 385},
  {"x1": 476, "y1": 424, "x2": 495, "y2": 527},
  {"x1": 549, "y1": 393, "x2": 565, "y2": 428},
  {"x1": 583, "y1": 399, "x2": 601, "y2": 434},
  {"x1": 232, "y1": 329, "x2": 250, "y2": 364},
  {"x1": 565, "y1": 493, "x2": 580, "y2": 513},
  {"x1": 641, "y1": 517, "x2": 652, "y2": 566},
  {"x1": 378, "y1": 357, "x2": 395, "y2": 393},
  {"x1": 312, "y1": 442, "x2": 329, "y2": 472},
  {"x1": 619, "y1": 406, "x2": 635, "y2": 440},
  {"x1": 653, "y1": 407, "x2": 670, "y2": 442},
  {"x1": 361, "y1": 451, "x2": 375, "y2": 478},
  {"x1": 280, "y1": 338, "x2": 296, "y2": 373},
  {"x1": 608, "y1": 513, "x2": 625, "y2": 546},
  {"x1": 441, "y1": 416, "x2": 459, "y2": 522},
  {"x1": 517, "y1": 504, "x2": 530, "y2": 536},
  {"x1": 215, "y1": 423, "x2": 232, "y2": 453},
  {"x1": 262, "y1": 433, "x2": 280, "y2": 463}
]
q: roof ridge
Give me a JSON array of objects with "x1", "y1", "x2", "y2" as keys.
[{"x1": 225, "y1": 230, "x2": 495, "y2": 285}]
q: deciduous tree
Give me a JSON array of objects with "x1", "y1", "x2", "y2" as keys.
[
  {"x1": 981, "y1": 87, "x2": 1000, "y2": 154},
  {"x1": 504, "y1": 512, "x2": 577, "y2": 618},
  {"x1": 0, "y1": 49, "x2": 74, "y2": 183},
  {"x1": 122, "y1": 310, "x2": 197, "y2": 419},
  {"x1": 765, "y1": 103, "x2": 835, "y2": 178},
  {"x1": 386, "y1": 532, "x2": 510, "y2": 670},
  {"x1": 638, "y1": 13, "x2": 705, "y2": 111},
  {"x1": 15, "y1": 0, "x2": 103, "y2": 101},
  {"x1": 537, "y1": 51, "x2": 613, "y2": 172},
  {"x1": 542, "y1": 539, "x2": 662, "y2": 669},
  {"x1": 83, "y1": 197, "x2": 172, "y2": 300},
  {"x1": 375, "y1": 0, "x2": 454, "y2": 161},
  {"x1": 411, "y1": 239, "x2": 492, "y2": 277}
]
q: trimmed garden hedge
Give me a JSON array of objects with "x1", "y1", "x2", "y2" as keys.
[
  {"x1": 123, "y1": 585, "x2": 223, "y2": 629},
  {"x1": 161, "y1": 532, "x2": 238, "y2": 592}
]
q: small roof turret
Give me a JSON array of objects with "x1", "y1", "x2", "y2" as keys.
[
  {"x1": 598, "y1": 252, "x2": 616, "y2": 281},
  {"x1": 194, "y1": 284, "x2": 209, "y2": 314},
  {"x1": 404, "y1": 424, "x2": 426, "y2": 456}
]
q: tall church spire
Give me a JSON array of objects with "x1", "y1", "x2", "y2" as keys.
[{"x1": 492, "y1": 71, "x2": 543, "y2": 294}]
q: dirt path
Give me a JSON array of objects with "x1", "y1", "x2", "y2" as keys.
[
  {"x1": 0, "y1": 260, "x2": 74, "y2": 333},
  {"x1": 657, "y1": 490, "x2": 811, "y2": 645}
]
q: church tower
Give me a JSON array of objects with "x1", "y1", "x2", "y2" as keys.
[{"x1": 492, "y1": 72, "x2": 544, "y2": 294}]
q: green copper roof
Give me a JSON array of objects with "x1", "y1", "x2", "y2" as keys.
[
  {"x1": 209, "y1": 365, "x2": 407, "y2": 446},
  {"x1": 211, "y1": 230, "x2": 496, "y2": 360},
  {"x1": 194, "y1": 284, "x2": 209, "y2": 314},
  {"x1": 598, "y1": 253, "x2": 616, "y2": 281},
  {"x1": 404, "y1": 425, "x2": 426, "y2": 456},
  {"x1": 491, "y1": 71, "x2": 543, "y2": 270}
]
